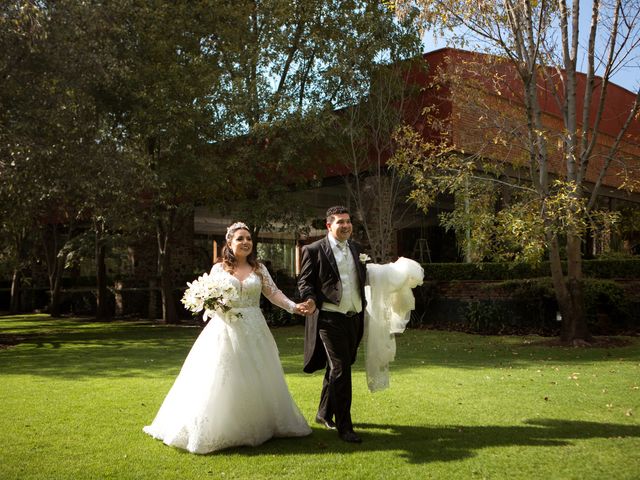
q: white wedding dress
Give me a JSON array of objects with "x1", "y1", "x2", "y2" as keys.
[{"x1": 143, "y1": 263, "x2": 311, "y2": 454}]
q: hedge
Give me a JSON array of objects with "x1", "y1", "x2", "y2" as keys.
[{"x1": 421, "y1": 259, "x2": 640, "y2": 281}]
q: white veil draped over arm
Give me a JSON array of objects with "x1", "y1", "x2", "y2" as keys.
[{"x1": 364, "y1": 257, "x2": 424, "y2": 392}]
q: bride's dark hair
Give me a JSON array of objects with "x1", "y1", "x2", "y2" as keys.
[{"x1": 220, "y1": 222, "x2": 261, "y2": 277}]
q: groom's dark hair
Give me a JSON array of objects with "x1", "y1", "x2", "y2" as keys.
[{"x1": 326, "y1": 205, "x2": 350, "y2": 223}]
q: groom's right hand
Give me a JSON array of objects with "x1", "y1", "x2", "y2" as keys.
[{"x1": 303, "y1": 298, "x2": 316, "y2": 315}]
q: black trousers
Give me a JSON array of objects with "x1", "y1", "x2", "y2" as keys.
[{"x1": 316, "y1": 311, "x2": 359, "y2": 434}]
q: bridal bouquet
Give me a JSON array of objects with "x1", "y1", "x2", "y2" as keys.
[{"x1": 181, "y1": 271, "x2": 240, "y2": 322}]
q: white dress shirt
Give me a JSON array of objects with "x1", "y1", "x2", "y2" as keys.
[{"x1": 322, "y1": 234, "x2": 362, "y2": 314}]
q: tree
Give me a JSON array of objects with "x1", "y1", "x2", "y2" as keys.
[
  {"x1": 338, "y1": 58, "x2": 425, "y2": 262},
  {"x1": 1, "y1": 0, "x2": 432, "y2": 322},
  {"x1": 0, "y1": 2, "x2": 45, "y2": 312},
  {"x1": 210, "y1": 0, "x2": 424, "y2": 248},
  {"x1": 1, "y1": 1, "x2": 101, "y2": 316},
  {"x1": 1, "y1": 1, "x2": 150, "y2": 317},
  {"x1": 392, "y1": 0, "x2": 640, "y2": 344},
  {"x1": 78, "y1": 145, "x2": 143, "y2": 320},
  {"x1": 108, "y1": 1, "x2": 233, "y2": 323}
]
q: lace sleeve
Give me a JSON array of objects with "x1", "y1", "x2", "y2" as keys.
[
  {"x1": 209, "y1": 262, "x2": 224, "y2": 274},
  {"x1": 260, "y1": 264, "x2": 296, "y2": 314}
]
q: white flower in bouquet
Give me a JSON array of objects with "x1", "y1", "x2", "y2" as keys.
[{"x1": 181, "y1": 271, "x2": 241, "y2": 322}]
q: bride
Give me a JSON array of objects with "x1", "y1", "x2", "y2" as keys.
[{"x1": 143, "y1": 222, "x2": 312, "y2": 454}]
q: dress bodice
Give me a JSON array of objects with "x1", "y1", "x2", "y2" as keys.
[
  {"x1": 210, "y1": 263, "x2": 295, "y2": 313},
  {"x1": 226, "y1": 271, "x2": 262, "y2": 308}
]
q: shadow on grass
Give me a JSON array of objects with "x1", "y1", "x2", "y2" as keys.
[
  {"x1": 221, "y1": 419, "x2": 640, "y2": 464},
  {"x1": 0, "y1": 319, "x2": 206, "y2": 378},
  {"x1": 0, "y1": 319, "x2": 308, "y2": 379},
  {"x1": 1, "y1": 316, "x2": 639, "y2": 378}
]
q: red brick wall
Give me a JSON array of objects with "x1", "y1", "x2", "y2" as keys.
[{"x1": 417, "y1": 49, "x2": 640, "y2": 191}]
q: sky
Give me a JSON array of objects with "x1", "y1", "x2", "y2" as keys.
[{"x1": 420, "y1": 0, "x2": 639, "y2": 93}]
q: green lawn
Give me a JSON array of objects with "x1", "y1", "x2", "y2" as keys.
[{"x1": 1, "y1": 314, "x2": 639, "y2": 479}]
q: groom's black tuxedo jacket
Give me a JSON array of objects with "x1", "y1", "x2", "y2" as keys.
[{"x1": 297, "y1": 236, "x2": 366, "y2": 373}]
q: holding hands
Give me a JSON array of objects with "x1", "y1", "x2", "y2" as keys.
[{"x1": 294, "y1": 298, "x2": 316, "y2": 316}]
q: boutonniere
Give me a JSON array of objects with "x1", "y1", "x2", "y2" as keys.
[{"x1": 359, "y1": 253, "x2": 372, "y2": 264}]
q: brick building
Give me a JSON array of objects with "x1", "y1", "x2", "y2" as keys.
[{"x1": 190, "y1": 48, "x2": 640, "y2": 279}]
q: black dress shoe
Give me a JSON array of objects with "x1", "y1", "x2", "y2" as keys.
[
  {"x1": 339, "y1": 431, "x2": 362, "y2": 443},
  {"x1": 315, "y1": 416, "x2": 337, "y2": 430}
]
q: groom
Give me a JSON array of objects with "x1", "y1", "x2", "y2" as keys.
[{"x1": 297, "y1": 206, "x2": 366, "y2": 443}]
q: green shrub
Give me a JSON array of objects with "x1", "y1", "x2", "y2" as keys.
[
  {"x1": 462, "y1": 301, "x2": 511, "y2": 334},
  {"x1": 582, "y1": 259, "x2": 640, "y2": 278},
  {"x1": 422, "y1": 259, "x2": 640, "y2": 281},
  {"x1": 582, "y1": 279, "x2": 633, "y2": 333},
  {"x1": 422, "y1": 262, "x2": 549, "y2": 281},
  {"x1": 416, "y1": 275, "x2": 636, "y2": 335}
]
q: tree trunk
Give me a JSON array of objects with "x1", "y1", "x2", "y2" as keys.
[
  {"x1": 10, "y1": 231, "x2": 29, "y2": 313},
  {"x1": 10, "y1": 268, "x2": 22, "y2": 313},
  {"x1": 95, "y1": 223, "x2": 110, "y2": 320},
  {"x1": 561, "y1": 277, "x2": 590, "y2": 344},
  {"x1": 159, "y1": 247, "x2": 177, "y2": 324},
  {"x1": 41, "y1": 225, "x2": 67, "y2": 318},
  {"x1": 548, "y1": 232, "x2": 591, "y2": 345},
  {"x1": 561, "y1": 233, "x2": 591, "y2": 344},
  {"x1": 157, "y1": 215, "x2": 178, "y2": 324}
]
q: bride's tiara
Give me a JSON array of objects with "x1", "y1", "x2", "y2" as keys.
[{"x1": 226, "y1": 222, "x2": 249, "y2": 240}]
